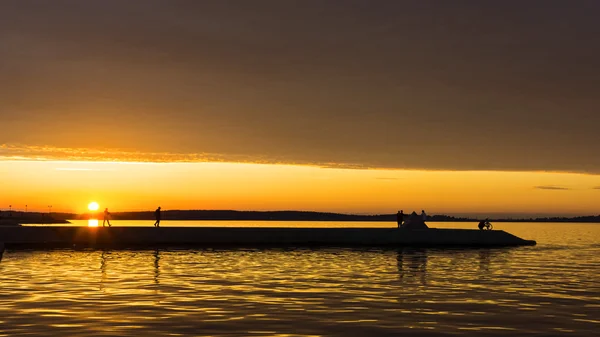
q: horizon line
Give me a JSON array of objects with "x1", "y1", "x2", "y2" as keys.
[{"x1": 4, "y1": 208, "x2": 599, "y2": 218}]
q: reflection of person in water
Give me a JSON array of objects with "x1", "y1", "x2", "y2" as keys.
[
  {"x1": 396, "y1": 248, "x2": 428, "y2": 284},
  {"x1": 100, "y1": 251, "x2": 107, "y2": 291},
  {"x1": 154, "y1": 249, "x2": 161, "y2": 285},
  {"x1": 479, "y1": 249, "x2": 491, "y2": 272}
]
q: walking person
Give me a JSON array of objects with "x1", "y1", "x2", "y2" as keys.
[
  {"x1": 103, "y1": 208, "x2": 111, "y2": 227},
  {"x1": 153, "y1": 206, "x2": 161, "y2": 227}
]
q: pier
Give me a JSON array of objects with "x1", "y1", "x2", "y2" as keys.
[{"x1": 0, "y1": 226, "x2": 536, "y2": 248}]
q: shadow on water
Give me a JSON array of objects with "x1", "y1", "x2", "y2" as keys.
[{"x1": 396, "y1": 248, "x2": 428, "y2": 284}]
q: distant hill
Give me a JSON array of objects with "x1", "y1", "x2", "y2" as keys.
[{"x1": 71, "y1": 210, "x2": 475, "y2": 222}]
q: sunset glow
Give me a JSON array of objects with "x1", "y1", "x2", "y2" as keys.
[{"x1": 1, "y1": 159, "x2": 598, "y2": 216}]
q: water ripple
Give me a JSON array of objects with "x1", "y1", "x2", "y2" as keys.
[{"x1": 1, "y1": 223, "x2": 599, "y2": 336}]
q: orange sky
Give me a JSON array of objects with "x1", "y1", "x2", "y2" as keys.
[{"x1": 1, "y1": 160, "x2": 598, "y2": 216}]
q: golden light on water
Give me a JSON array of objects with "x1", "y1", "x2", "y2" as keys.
[
  {"x1": 88, "y1": 219, "x2": 99, "y2": 227},
  {"x1": 88, "y1": 202, "x2": 99, "y2": 211}
]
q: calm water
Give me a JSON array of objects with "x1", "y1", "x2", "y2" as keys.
[{"x1": 1, "y1": 222, "x2": 599, "y2": 336}]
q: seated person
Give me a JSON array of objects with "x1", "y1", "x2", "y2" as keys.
[{"x1": 478, "y1": 220, "x2": 486, "y2": 230}]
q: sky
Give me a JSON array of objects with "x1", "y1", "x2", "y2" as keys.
[{"x1": 1, "y1": 1, "x2": 599, "y2": 216}]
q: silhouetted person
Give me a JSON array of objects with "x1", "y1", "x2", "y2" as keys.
[
  {"x1": 154, "y1": 207, "x2": 161, "y2": 227},
  {"x1": 103, "y1": 208, "x2": 111, "y2": 227},
  {"x1": 421, "y1": 210, "x2": 427, "y2": 222},
  {"x1": 478, "y1": 218, "x2": 491, "y2": 230},
  {"x1": 396, "y1": 210, "x2": 404, "y2": 228}
]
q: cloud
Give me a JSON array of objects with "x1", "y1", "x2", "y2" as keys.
[
  {"x1": 2, "y1": 144, "x2": 600, "y2": 177},
  {"x1": 0, "y1": 144, "x2": 266, "y2": 164},
  {"x1": 55, "y1": 168, "x2": 116, "y2": 171},
  {"x1": 0, "y1": 143, "x2": 366, "y2": 168},
  {"x1": 1, "y1": 2, "x2": 600, "y2": 173},
  {"x1": 534, "y1": 186, "x2": 571, "y2": 191}
]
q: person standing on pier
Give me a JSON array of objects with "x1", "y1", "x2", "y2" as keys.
[
  {"x1": 421, "y1": 210, "x2": 427, "y2": 222},
  {"x1": 154, "y1": 206, "x2": 161, "y2": 227},
  {"x1": 396, "y1": 210, "x2": 404, "y2": 228},
  {"x1": 103, "y1": 208, "x2": 112, "y2": 227}
]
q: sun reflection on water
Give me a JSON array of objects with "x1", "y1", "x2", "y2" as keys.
[{"x1": 88, "y1": 219, "x2": 98, "y2": 227}]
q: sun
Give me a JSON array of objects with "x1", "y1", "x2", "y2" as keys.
[{"x1": 88, "y1": 202, "x2": 99, "y2": 211}]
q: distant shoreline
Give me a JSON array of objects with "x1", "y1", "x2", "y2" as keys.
[{"x1": 3, "y1": 210, "x2": 597, "y2": 224}]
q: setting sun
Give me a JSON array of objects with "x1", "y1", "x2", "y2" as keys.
[{"x1": 88, "y1": 202, "x2": 99, "y2": 211}]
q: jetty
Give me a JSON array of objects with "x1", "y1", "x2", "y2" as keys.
[{"x1": 0, "y1": 226, "x2": 535, "y2": 248}]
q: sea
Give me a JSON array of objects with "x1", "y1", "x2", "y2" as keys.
[{"x1": 0, "y1": 221, "x2": 598, "y2": 336}]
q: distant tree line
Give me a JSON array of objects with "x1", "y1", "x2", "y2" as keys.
[
  {"x1": 77, "y1": 211, "x2": 600, "y2": 223},
  {"x1": 4, "y1": 210, "x2": 599, "y2": 223},
  {"x1": 492, "y1": 215, "x2": 600, "y2": 223},
  {"x1": 0, "y1": 211, "x2": 71, "y2": 224}
]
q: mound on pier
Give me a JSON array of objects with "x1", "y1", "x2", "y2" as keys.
[{"x1": 400, "y1": 212, "x2": 428, "y2": 229}]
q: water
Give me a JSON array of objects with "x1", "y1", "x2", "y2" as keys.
[{"x1": 1, "y1": 222, "x2": 599, "y2": 336}]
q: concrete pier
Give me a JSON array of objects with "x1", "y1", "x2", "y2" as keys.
[{"x1": 0, "y1": 226, "x2": 536, "y2": 248}]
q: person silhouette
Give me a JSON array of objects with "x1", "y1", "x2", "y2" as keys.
[
  {"x1": 421, "y1": 210, "x2": 427, "y2": 222},
  {"x1": 102, "y1": 208, "x2": 111, "y2": 227},
  {"x1": 396, "y1": 210, "x2": 404, "y2": 228},
  {"x1": 153, "y1": 207, "x2": 161, "y2": 227}
]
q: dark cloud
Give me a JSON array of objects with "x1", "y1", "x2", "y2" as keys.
[
  {"x1": 534, "y1": 186, "x2": 571, "y2": 191},
  {"x1": 1, "y1": 1, "x2": 599, "y2": 172}
]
